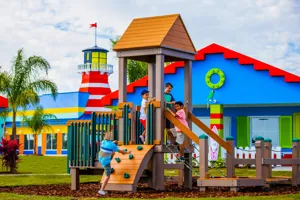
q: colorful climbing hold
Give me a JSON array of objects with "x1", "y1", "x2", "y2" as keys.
[
  {"x1": 129, "y1": 154, "x2": 134, "y2": 159},
  {"x1": 123, "y1": 149, "x2": 127, "y2": 152},
  {"x1": 137, "y1": 146, "x2": 143, "y2": 151},
  {"x1": 115, "y1": 157, "x2": 121, "y2": 163},
  {"x1": 124, "y1": 173, "x2": 130, "y2": 178},
  {"x1": 111, "y1": 168, "x2": 115, "y2": 173}
]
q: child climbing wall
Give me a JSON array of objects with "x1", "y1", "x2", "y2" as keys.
[{"x1": 98, "y1": 132, "x2": 131, "y2": 195}]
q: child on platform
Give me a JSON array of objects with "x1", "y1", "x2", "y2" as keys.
[
  {"x1": 139, "y1": 90, "x2": 155, "y2": 144},
  {"x1": 171, "y1": 101, "x2": 189, "y2": 161},
  {"x1": 98, "y1": 132, "x2": 131, "y2": 195}
]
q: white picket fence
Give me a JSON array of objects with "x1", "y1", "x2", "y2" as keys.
[{"x1": 165, "y1": 146, "x2": 283, "y2": 167}]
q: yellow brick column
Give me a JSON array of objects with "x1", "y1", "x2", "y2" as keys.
[
  {"x1": 42, "y1": 133, "x2": 47, "y2": 155},
  {"x1": 19, "y1": 134, "x2": 24, "y2": 154},
  {"x1": 57, "y1": 132, "x2": 62, "y2": 155}
]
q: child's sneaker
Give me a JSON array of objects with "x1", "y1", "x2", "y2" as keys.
[
  {"x1": 139, "y1": 135, "x2": 145, "y2": 143},
  {"x1": 98, "y1": 190, "x2": 105, "y2": 195}
]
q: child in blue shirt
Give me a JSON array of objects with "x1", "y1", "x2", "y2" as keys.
[{"x1": 98, "y1": 132, "x2": 131, "y2": 195}]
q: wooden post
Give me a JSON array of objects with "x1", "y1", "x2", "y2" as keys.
[
  {"x1": 199, "y1": 134, "x2": 208, "y2": 192},
  {"x1": 152, "y1": 54, "x2": 165, "y2": 190},
  {"x1": 148, "y1": 63, "x2": 156, "y2": 99},
  {"x1": 71, "y1": 168, "x2": 79, "y2": 190},
  {"x1": 264, "y1": 138, "x2": 272, "y2": 179},
  {"x1": 184, "y1": 60, "x2": 193, "y2": 189},
  {"x1": 255, "y1": 136, "x2": 264, "y2": 179},
  {"x1": 155, "y1": 54, "x2": 164, "y2": 144},
  {"x1": 226, "y1": 136, "x2": 235, "y2": 178},
  {"x1": 292, "y1": 138, "x2": 300, "y2": 186},
  {"x1": 118, "y1": 58, "x2": 127, "y2": 145}
]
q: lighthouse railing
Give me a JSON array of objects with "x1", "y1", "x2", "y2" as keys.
[{"x1": 78, "y1": 63, "x2": 113, "y2": 74}]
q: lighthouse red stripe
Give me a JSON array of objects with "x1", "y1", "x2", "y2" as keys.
[{"x1": 79, "y1": 87, "x2": 111, "y2": 94}]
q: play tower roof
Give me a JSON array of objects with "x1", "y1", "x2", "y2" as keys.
[{"x1": 113, "y1": 14, "x2": 196, "y2": 53}]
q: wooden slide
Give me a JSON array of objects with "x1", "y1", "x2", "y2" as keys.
[
  {"x1": 100, "y1": 145, "x2": 154, "y2": 192},
  {"x1": 164, "y1": 109, "x2": 232, "y2": 154}
]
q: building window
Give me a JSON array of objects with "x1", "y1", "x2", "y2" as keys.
[
  {"x1": 91, "y1": 52, "x2": 107, "y2": 64},
  {"x1": 86, "y1": 52, "x2": 90, "y2": 61},
  {"x1": 251, "y1": 117, "x2": 279, "y2": 147},
  {"x1": 24, "y1": 134, "x2": 34, "y2": 150},
  {"x1": 46, "y1": 134, "x2": 57, "y2": 150},
  {"x1": 62, "y1": 133, "x2": 68, "y2": 149}
]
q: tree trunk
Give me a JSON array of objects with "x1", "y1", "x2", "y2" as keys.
[
  {"x1": 12, "y1": 111, "x2": 17, "y2": 140},
  {"x1": 33, "y1": 134, "x2": 37, "y2": 155}
]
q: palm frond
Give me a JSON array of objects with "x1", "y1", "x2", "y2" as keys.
[
  {"x1": 0, "y1": 72, "x2": 12, "y2": 97},
  {"x1": 29, "y1": 79, "x2": 58, "y2": 100},
  {"x1": 16, "y1": 89, "x2": 39, "y2": 109},
  {"x1": 24, "y1": 56, "x2": 51, "y2": 76},
  {"x1": 12, "y1": 49, "x2": 25, "y2": 75},
  {"x1": 22, "y1": 106, "x2": 57, "y2": 135}
]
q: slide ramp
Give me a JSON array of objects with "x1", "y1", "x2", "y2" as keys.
[{"x1": 100, "y1": 145, "x2": 154, "y2": 192}]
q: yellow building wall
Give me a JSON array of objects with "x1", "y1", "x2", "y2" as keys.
[{"x1": 5, "y1": 125, "x2": 67, "y2": 155}]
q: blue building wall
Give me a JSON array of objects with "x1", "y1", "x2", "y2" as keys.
[
  {"x1": 26, "y1": 92, "x2": 90, "y2": 109},
  {"x1": 112, "y1": 54, "x2": 300, "y2": 107}
]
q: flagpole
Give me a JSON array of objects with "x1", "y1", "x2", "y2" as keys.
[{"x1": 95, "y1": 23, "x2": 97, "y2": 46}]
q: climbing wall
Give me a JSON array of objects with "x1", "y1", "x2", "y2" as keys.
[{"x1": 100, "y1": 145, "x2": 154, "y2": 192}]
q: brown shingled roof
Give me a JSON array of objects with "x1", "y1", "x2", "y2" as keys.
[{"x1": 113, "y1": 14, "x2": 196, "y2": 53}]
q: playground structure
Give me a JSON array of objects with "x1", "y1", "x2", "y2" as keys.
[{"x1": 66, "y1": 14, "x2": 300, "y2": 192}]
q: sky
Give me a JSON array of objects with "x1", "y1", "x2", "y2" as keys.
[{"x1": 0, "y1": 0, "x2": 299, "y2": 93}]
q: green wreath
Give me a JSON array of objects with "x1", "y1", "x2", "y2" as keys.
[{"x1": 205, "y1": 68, "x2": 226, "y2": 89}]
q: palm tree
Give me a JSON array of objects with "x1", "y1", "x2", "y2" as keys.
[
  {"x1": 0, "y1": 49, "x2": 58, "y2": 139},
  {"x1": 22, "y1": 106, "x2": 57, "y2": 155}
]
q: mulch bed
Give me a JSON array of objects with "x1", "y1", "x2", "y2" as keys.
[{"x1": 0, "y1": 182, "x2": 299, "y2": 198}]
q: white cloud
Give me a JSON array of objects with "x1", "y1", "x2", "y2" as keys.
[{"x1": 0, "y1": 0, "x2": 299, "y2": 94}]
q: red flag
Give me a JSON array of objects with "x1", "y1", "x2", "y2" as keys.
[{"x1": 90, "y1": 23, "x2": 97, "y2": 28}]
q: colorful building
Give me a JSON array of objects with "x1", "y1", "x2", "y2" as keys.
[
  {"x1": 5, "y1": 42, "x2": 300, "y2": 156},
  {"x1": 101, "y1": 43, "x2": 300, "y2": 156},
  {"x1": 5, "y1": 45, "x2": 113, "y2": 155},
  {"x1": 0, "y1": 96, "x2": 8, "y2": 139}
]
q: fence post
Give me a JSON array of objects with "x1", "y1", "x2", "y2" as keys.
[
  {"x1": 292, "y1": 138, "x2": 300, "y2": 186},
  {"x1": 199, "y1": 134, "x2": 208, "y2": 192},
  {"x1": 226, "y1": 136, "x2": 235, "y2": 178},
  {"x1": 264, "y1": 138, "x2": 272, "y2": 179},
  {"x1": 255, "y1": 136, "x2": 264, "y2": 179}
]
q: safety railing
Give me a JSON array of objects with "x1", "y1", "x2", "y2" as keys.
[
  {"x1": 67, "y1": 120, "x2": 93, "y2": 173},
  {"x1": 92, "y1": 112, "x2": 118, "y2": 152},
  {"x1": 122, "y1": 104, "x2": 131, "y2": 145},
  {"x1": 77, "y1": 63, "x2": 113, "y2": 75},
  {"x1": 146, "y1": 103, "x2": 154, "y2": 145},
  {"x1": 135, "y1": 106, "x2": 144, "y2": 145}
]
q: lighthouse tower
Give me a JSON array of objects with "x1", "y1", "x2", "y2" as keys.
[{"x1": 78, "y1": 45, "x2": 113, "y2": 114}]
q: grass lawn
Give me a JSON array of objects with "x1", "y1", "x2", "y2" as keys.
[
  {"x1": 0, "y1": 155, "x2": 293, "y2": 186},
  {"x1": 0, "y1": 193, "x2": 300, "y2": 200}
]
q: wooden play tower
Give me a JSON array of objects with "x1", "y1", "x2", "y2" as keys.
[{"x1": 113, "y1": 14, "x2": 196, "y2": 190}]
